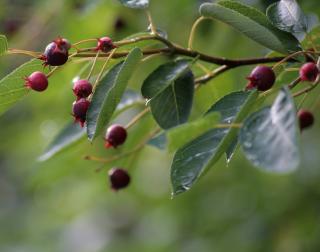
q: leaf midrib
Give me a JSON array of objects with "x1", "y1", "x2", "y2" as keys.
[
  {"x1": 217, "y1": 3, "x2": 285, "y2": 51},
  {"x1": 93, "y1": 62, "x2": 124, "y2": 137}
]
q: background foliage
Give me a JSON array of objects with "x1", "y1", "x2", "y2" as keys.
[{"x1": 1, "y1": 0, "x2": 320, "y2": 251}]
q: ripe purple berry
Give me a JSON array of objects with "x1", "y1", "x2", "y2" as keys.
[
  {"x1": 246, "y1": 65, "x2": 276, "y2": 91},
  {"x1": 40, "y1": 41, "x2": 69, "y2": 66},
  {"x1": 73, "y1": 79, "x2": 93, "y2": 99},
  {"x1": 298, "y1": 109, "x2": 314, "y2": 130},
  {"x1": 108, "y1": 168, "x2": 130, "y2": 191},
  {"x1": 299, "y1": 62, "x2": 319, "y2": 82},
  {"x1": 96, "y1": 37, "x2": 116, "y2": 53},
  {"x1": 105, "y1": 124, "x2": 127, "y2": 148},
  {"x1": 72, "y1": 98, "x2": 90, "y2": 127},
  {"x1": 24, "y1": 71, "x2": 48, "y2": 92}
]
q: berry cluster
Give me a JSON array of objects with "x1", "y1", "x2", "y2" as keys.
[
  {"x1": 22, "y1": 36, "x2": 131, "y2": 191},
  {"x1": 24, "y1": 37, "x2": 72, "y2": 92},
  {"x1": 21, "y1": 33, "x2": 319, "y2": 193},
  {"x1": 72, "y1": 79, "x2": 92, "y2": 127},
  {"x1": 246, "y1": 62, "x2": 318, "y2": 131}
]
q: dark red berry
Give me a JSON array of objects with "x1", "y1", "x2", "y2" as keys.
[
  {"x1": 54, "y1": 37, "x2": 71, "y2": 51},
  {"x1": 246, "y1": 65, "x2": 276, "y2": 91},
  {"x1": 24, "y1": 71, "x2": 48, "y2": 92},
  {"x1": 298, "y1": 109, "x2": 314, "y2": 130},
  {"x1": 96, "y1": 37, "x2": 116, "y2": 53},
  {"x1": 72, "y1": 98, "x2": 90, "y2": 127},
  {"x1": 40, "y1": 42, "x2": 69, "y2": 66},
  {"x1": 108, "y1": 168, "x2": 130, "y2": 191},
  {"x1": 105, "y1": 124, "x2": 127, "y2": 148},
  {"x1": 299, "y1": 62, "x2": 319, "y2": 82},
  {"x1": 73, "y1": 79, "x2": 92, "y2": 99}
]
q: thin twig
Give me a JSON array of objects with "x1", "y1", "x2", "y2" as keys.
[
  {"x1": 85, "y1": 127, "x2": 161, "y2": 171},
  {"x1": 72, "y1": 38, "x2": 97, "y2": 46},
  {"x1": 195, "y1": 65, "x2": 229, "y2": 84},
  {"x1": 288, "y1": 77, "x2": 301, "y2": 89},
  {"x1": 146, "y1": 10, "x2": 157, "y2": 35},
  {"x1": 125, "y1": 108, "x2": 150, "y2": 130},
  {"x1": 293, "y1": 83, "x2": 319, "y2": 97},
  {"x1": 188, "y1": 17, "x2": 206, "y2": 50},
  {"x1": 92, "y1": 49, "x2": 116, "y2": 91},
  {"x1": 86, "y1": 50, "x2": 100, "y2": 80}
]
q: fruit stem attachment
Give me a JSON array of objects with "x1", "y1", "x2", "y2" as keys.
[
  {"x1": 92, "y1": 48, "x2": 117, "y2": 92},
  {"x1": 288, "y1": 77, "x2": 301, "y2": 89},
  {"x1": 86, "y1": 127, "x2": 161, "y2": 171},
  {"x1": 72, "y1": 38, "x2": 97, "y2": 46},
  {"x1": 272, "y1": 50, "x2": 318, "y2": 71},
  {"x1": 7, "y1": 49, "x2": 41, "y2": 58},
  {"x1": 293, "y1": 82, "x2": 319, "y2": 97},
  {"x1": 86, "y1": 50, "x2": 100, "y2": 80},
  {"x1": 195, "y1": 65, "x2": 229, "y2": 84},
  {"x1": 46, "y1": 66, "x2": 58, "y2": 78}
]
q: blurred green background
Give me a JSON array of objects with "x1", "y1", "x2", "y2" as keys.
[{"x1": 1, "y1": 0, "x2": 320, "y2": 251}]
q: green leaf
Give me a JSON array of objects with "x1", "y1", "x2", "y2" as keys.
[
  {"x1": 86, "y1": 48, "x2": 142, "y2": 141},
  {"x1": 149, "y1": 70, "x2": 195, "y2": 129},
  {"x1": 0, "y1": 35, "x2": 8, "y2": 56},
  {"x1": 118, "y1": 0, "x2": 149, "y2": 9},
  {"x1": 167, "y1": 112, "x2": 220, "y2": 152},
  {"x1": 0, "y1": 59, "x2": 49, "y2": 116},
  {"x1": 239, "y1": 87, "x2": 300, "y2": 173},
  {"x1": 141, "y1": 60, "x2": 190, "y2": 99},
  {"x1": 200, "y1": 1, "x2": 301, "y2": 54},
  {"x1": 113, "y1": 89, "x2": 144, "y2": 116},
  {"x1": 266, "y1": 0, "x2": 308, "y2": 35},
  {"x1": 39, "y1": 90, "x2": 143, "y2": 161},
  {"x1": 38, "y1": 123, "x2": 86, "y2": 162},
  {"x1": 171, "y1": 90, "x2": 257, "y2": 196}
]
